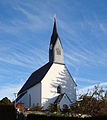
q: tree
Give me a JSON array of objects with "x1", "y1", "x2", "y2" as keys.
[
  {"x1": 70, "y1": 86, "x2": 107, "y2": 117},
  {"x1": 0, "y1": 97, "x2": 12, "y2": 105}
]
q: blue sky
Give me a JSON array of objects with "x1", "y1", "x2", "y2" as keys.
[{"x1": 0, "y1": 0, "x2": 107, "y2": 100}]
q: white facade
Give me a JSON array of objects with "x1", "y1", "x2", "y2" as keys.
[
  {"x1": 17, "y1": 63, "x2": 76, "y2": 109},
  {"x1": 27, "y1": 83, "x2": 41, "y2": 107},
  {"x1": 41, "y1": 63, "x2": 76, "y2": 109},
  {"x1": 17, "y1": 83, "x2": 41, "y2": 107},
  {"x1": 17, "y1": 92, "x2": 28, "y2": 107}
]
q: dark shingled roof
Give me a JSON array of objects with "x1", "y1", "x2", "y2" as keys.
[
  {"x1": 16, "y1": 91, "x2": 27, "y2": 103},
  {"x1": 54, "y1": 93, "x2": 73, "y2": 104},
  {"x1": 50, "y1": 18, "x2": 59, "y2": 47},
  {"x1": 18, "y1": 62, "x2": 53, "y2": 95}
]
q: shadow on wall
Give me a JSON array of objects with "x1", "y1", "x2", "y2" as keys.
[{"x1": 50, "y1": 67, "x2": 76, "y2": 103}]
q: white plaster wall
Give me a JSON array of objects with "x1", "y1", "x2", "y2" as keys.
[
  {"x1": 27, "y1": 83, "x2": 41, "y2": 107},
  {"x1": 17, "y1": 83, "x2": 41, "y2": 107},
  {"x1": 43, "y1": 96, "x2": 58, "y2": 108},
  {"x1": 54, "y1": 38, "x2": 64, "y2": 64},
  {"x1": 17, "y1": 93, "x2": 29, "y2": 107},
  {"x1": 41, "y1": 63, "x2": 76, "y2": 109}
]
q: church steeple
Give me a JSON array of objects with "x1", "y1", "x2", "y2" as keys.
[
  {"x1": 50, "y1": 17, "x2": 58, "y2": 46},
  {"x1": 49, "y1": 17, "x2": 64, "y2": 64}
]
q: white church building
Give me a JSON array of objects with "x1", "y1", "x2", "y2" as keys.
[{"x1": 16, "y1": 18, "x2": 77, "y2": 109}]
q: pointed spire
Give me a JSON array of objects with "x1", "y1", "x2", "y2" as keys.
[
  {"x1": 49, "y1": 17, "x2": 64, "y2": 64},
  {"x1": 52, "y1": 15, "x2": 58, "y2": 36},
  {"x1": 54, "y1": 14, "x2": 56, "y2": 23},
  {"x1": 50, "y1": 16, "x2": 59, "y2": 46},
  {"x1": 53, "y1": 14, "x2": 57, "y2": 34}
]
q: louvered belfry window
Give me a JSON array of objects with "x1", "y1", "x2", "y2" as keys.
[{"x1": 56, "y1": 48, "x2": 61, "y2": 55}]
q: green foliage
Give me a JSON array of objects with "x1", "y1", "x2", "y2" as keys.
[
  {"x1": 62, "y1": 104, "x2": 70, "y2": 114},
  {"x1": 0, "y1": 97, "x2": 12, "y2": 105},
  {"x1": 48, "y1": 103, "x2": 57, "y2": 112},
  {"x1": 29, "y1": 105, "x2": 43, "y2": 111},
  {"x1": 0, "y1": 97, "x2": 16, "y2": 120},
  {"x1": 26, "y1": 113, "x2": 71, "y2": 120},
  {"x1": 0, "y1": 104, "x2": 17, "y2": 120},
  {"x1": 71, "y1": 86, "x2": 107, "y2": 117},
  {"x1": 57, "y1": 106, "x2": 61, "y2": 114},
  {"x1": 26, "y1": 113, "x2": 107, "y2": 120}
]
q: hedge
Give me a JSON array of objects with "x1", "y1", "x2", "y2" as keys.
[
  {"x1": 0, "y1": 104, "x2": 17, "y2": 120},
  {"x1": 26, "y1": 113, "x2": 107, "y2": 120}
]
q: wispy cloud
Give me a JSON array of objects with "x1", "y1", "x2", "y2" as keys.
[
  {"x1": 99, "y1": 23, "x2": 107, "y2": 35},
  {"x1": 0, "y1": 4, "x2": 106, "y2": 66},
  {"x1": 64, "y1": 34, "x2": 107, "y2": 68},
  {"x1": 58, "y1": 13, "x2": 107, "y2": 68},
  {"x1": 0, "y1": 83, "x2": 23, "y2": 101},
  {"x1": 0, "y1": 2, "x2": 52, "y2": 35},
  {"x1": 76, "y1": 77, "x2": 100, "y2": 84},
  {"x1": 77, "y1": 82, "x2": 107, "y2": 95},
  {"x1": 0, "y1": 46, "x2": 48, "y2": 68}
]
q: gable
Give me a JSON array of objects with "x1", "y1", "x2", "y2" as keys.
[
  {"x1": 41, "y1": 63, "x2": 76, "y2": 107},
  {"x1": 54, "y1": 93, "x2": 65, "y2": 104},
  {"x1": 54, "y1": 93, "x2": 72, "y2": 104}
]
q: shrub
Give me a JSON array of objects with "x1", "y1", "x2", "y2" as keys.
[
  {"x1": 70, "y1": 86, "x2": 107, "y2": 117},
  {"x1": 26, "y1": 113, "x2": 107, "y2": 120},
  {"x1": 0, "y1": 104, "x2": 17, "y2": 120},
  {"x1": 0, "y1": 97, "x2": 12, "y2": 105},
  {"x1": 47, "y1": 103, "x2": 57, "y2": 112},
  {"x1": 29, "y1": 105, "x2": 43, "y2": 111}
]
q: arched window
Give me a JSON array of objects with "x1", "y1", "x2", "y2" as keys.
[
  {"x1": 57, "y1": 85, "x2": 61, "y2": 93},
  {"x1": 29, "y1": 94, "x2": 31, "y2": 107}
]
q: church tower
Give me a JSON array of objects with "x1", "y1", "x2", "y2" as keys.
[{"x1": 49, "y1": 17, "x2": 64, "y2": 64}]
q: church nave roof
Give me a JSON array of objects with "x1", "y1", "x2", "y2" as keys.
[{"x1": 18, "y1": 62, "x2": 53, "y2": 95}]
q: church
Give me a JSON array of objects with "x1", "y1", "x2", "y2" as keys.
[{"x1": 16, "y1": 18, "x2": 77, "y2": 109}]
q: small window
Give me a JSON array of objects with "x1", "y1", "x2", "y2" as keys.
[
  {"x1": 57, "y1": 85, "x2": 61, "y2": 93},
  {"x1": 50, "y1": 44, "x2": 53, "y2": 50},
  {"x1": 56, "y1": 48, "x2": 61, "y2": 55}
]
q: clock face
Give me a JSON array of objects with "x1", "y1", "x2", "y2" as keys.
[{"x1": 56, "y1": 48, "x2": 61, "y2": 55}]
